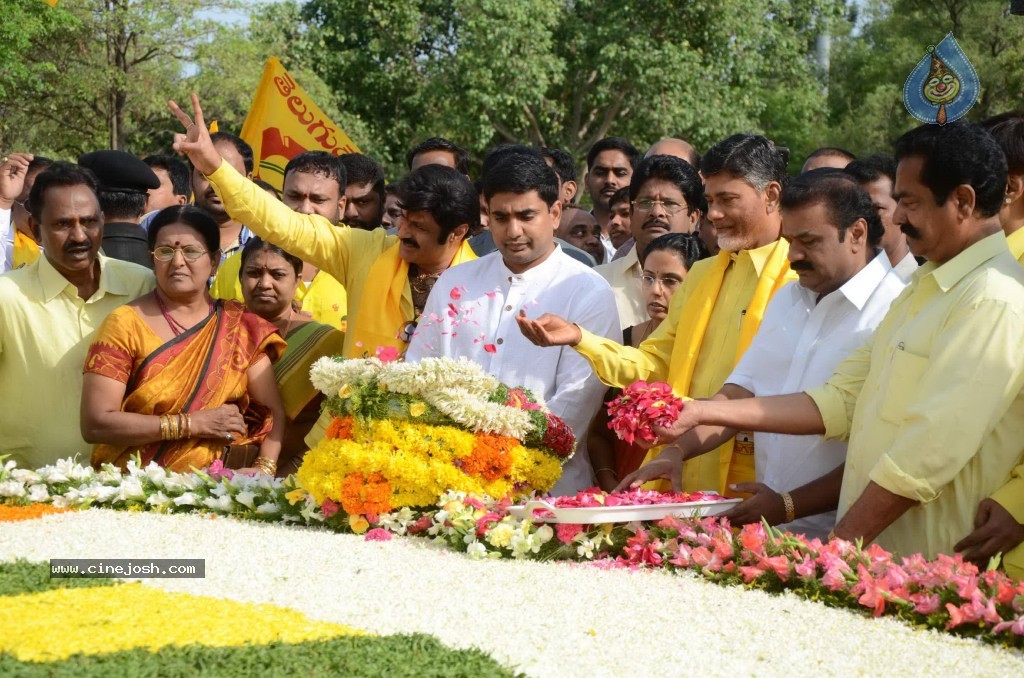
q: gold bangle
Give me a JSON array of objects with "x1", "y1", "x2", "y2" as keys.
[
  {"x1": 183, "y1": 413, "x2": 191, "y2": 439},
  {"x1": 160, "y1": 415, "x2": 170, "y2": 441},
  {"x1": 595, "y1": 467, "x2": 616, "y2": 476},
  {"x1": 781, "y1": 492, "x2": 796, "y2": 523},
  {"x1": 253, "y1": 456, "x2": 277, "y2": 475}
]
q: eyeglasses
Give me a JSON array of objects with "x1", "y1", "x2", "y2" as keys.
[
  {"x1": 633, "y1": 198, "x2": 687, "y2": 215},
  {"x1": 152, "y1": 245, "x2": 209, "y2": 262},
  {"x1": 640, "y1": 274, "x2": 683, "y2": 291}
]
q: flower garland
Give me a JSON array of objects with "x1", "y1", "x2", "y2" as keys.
[{"x1": 2, "y1": 457, "x2": 1023, "y2": 647}]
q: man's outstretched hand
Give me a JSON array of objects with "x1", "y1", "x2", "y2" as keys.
[
  {"x1": 168, "y1": 93, "x2": 222, "y2": 176},
  {"x1": 516, "y1": 311, "x2": 582, "y2": 347}
]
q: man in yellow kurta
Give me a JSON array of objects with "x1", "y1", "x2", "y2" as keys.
[
  {"x1": 0, "y1": 163, "x2": 154, "y2": 468},
  {"x1": 954, "y1": 112, "x2": 1024, "y2": 578},
  {"x1": 518, "y1": 134, "x2": 797, "y2": 496},
  {"x1": 210, "y1": 152, "x2": 350, "y2": 331},
  {"x1": 639, "y1": 121, "x2": 1024, "y2": 564}
]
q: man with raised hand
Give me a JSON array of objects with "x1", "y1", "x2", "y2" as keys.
[
  {"x1": 632, "y1": 121, "x2": 1024, "y2": 561},
  {"x1": 618, "y1": 170, "x2": 906, "y2": 540},
  {"x1": 170, "y1": 93, "x2": 477, "y2": 360},
  {"x1": 519, "y1": 134, "x2": 797, "y2": 497},
  {"x1": 407, "y1": 150, "x2": 620, "y2": 495}
]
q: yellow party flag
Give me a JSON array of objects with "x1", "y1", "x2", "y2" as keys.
[{"x1": 240, "y1": 57, "x2": 360, "y2": 190}]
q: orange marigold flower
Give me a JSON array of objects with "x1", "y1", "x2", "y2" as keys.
[
  {"x1": 0, "y1": 504, "x2": 74, "y2": 523},
  {"x1": 339, "y1": 471, "x2": 392, "y2": 515},
  {"x1": 462, "y1": 433, "x2": 516, "y2": 481},
  {"x1": 325, "y1": 416, "x2": 355, "y2": 440}
]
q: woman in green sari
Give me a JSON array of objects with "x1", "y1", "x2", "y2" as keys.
[{"x1": 239, "y1": 237, "x2": 345, "y2": 476}]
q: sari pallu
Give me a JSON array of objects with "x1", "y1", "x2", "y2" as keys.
[
  {"x1": 87, "y1": 300, "x2": 285, "y2": 472},
  {"x1": 275, "y1": 321, "x2": 346, "y2": 421}
]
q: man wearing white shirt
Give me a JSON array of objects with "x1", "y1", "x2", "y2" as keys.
[
  {"x1": 620, "y1": 170, "x2": 910, "y2": 538},
  {"x1": 845, "y1": 154, "x2": 917, "y2": 281},
  {"x1": 407, "y1": 150, "x2": 621, "y2": 495}
]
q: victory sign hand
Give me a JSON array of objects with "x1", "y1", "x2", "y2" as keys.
[{"x1": 168, "y1": 93, "x2": 222, "y2": 176}]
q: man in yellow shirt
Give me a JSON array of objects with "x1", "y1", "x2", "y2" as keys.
[
  {"x1": 0, "y1": 163, "x2": 154, "y2": 469},
  {"x1": 639, "y1": 121, "x2": 1024, "y2": 562},
  {"x1": 210, "y1": 151, "x2": 349, "y2": 331},
  {"x1": 518, "y1": 134, "x2": 797, "y2": 496}
]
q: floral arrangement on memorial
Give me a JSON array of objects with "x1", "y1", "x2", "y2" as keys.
[
  {"x1": 606, "y1": 380, "x2": 687, "y2": 444},
  {"x1": 2, "y1": 457, "x2": 1023, "y2": 646},
  {"x1": 294, "y1": 355, "x2": 574, "y2": 516}
]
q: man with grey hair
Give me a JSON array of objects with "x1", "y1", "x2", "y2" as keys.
[{"x1": 518, "y1": 134, "x2": 798, "y2": 496}]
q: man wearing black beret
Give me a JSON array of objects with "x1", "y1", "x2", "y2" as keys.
[{"x1": 78, "y1": 150, "x2": 160, "y2": 269}]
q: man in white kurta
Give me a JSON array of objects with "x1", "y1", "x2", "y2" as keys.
[
  {"x1": 726, "y1": 251, "x2": 907, "y2": 537},
  {"x1": 406, "y1": 150, "x2": 621, "y2": 495},
  {"x1": 407, "y1": 246, "x2": 620, "y2": 494}
]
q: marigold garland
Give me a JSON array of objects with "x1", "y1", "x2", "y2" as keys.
[
  {"x1": 0, "y1": 504, "x2": 73, "y2": 523},
  {"x1": 340, "y1": 471, "x2": 393, "y2": 515},
  {"x1": 462, "y1": 434, "x2": 517, "y2": 481},
  {"x1": 325, "y1": 416, "x2": 355, "y2": 441}
]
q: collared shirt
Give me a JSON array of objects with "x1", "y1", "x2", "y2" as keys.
[
  {"x1": 220, "y1": 225, "x2": 254, "y2": 264},
  {"x1": 207, "y1": 161, "x2": 399, "y2": 358},
  {"x1": 727, "y1": 253, "x2": 905, "y2": 538},
  {"x1": 406, "y1": 248, "x2": 622, "y2": 495},
  {"x1": 892, "y1": 250, "x2": 919, "y2": 282},
  {"x1": 575, "y1": 239, "x2": 797, "y2": 493},
  {"x1": 594, "y1": 246, "x2": 646, "y2": 330},
  {"x1": 599, "y1": 233, "x2": 616, "y2": 262},
  {"x1": 0, "y1": 253, "x2": 154, "y2": 469},
  {"x1": 806, "y1": 231, "x2": 1024, "y2": 558}
]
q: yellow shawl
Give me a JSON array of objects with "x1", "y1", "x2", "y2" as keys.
[
  {"x1": 643, "y1": 240, "x2": 793, "y2": 494},
  {"x1": 348, "y1": 240, "x2": 477, "y2": 358}
]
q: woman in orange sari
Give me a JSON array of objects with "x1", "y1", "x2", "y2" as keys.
[{"x1": 81, "y1": 205, "x2": 287, "y2": 474}]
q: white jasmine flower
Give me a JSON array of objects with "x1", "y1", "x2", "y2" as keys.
[
  {"x1": 11, "y1": 469, "x2": 42, "y2": 484},
  {"x1": 203, "y1": 495, "x2": 235, "y2": 512},
  {"x1": 173, "y1": 492, "x2": 198, "y2": 506},
  {"x1": 466, "y1": 542, "x2": 488, "y2": 560},
  {"x1": 235, "y1": 490, "x2": 257, "y2": 509},
  {"x1": 146, "y1": 491, "x2": 172, "y2": 510},
  {"x1": 256, "y1": 502, "x2": 280, "y2": 514},
  {"x1": 116, "y1": 477, "x2": 146, "y2": 502},
  {"x1": 27, "y1": 484, "x2": 49, "y2": 502},
  {"x1": 0, "y1": 480, "x2": 26, "y2": 498}
]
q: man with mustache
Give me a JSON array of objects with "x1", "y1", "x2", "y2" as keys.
[
  {"x1": 631, "y1": 121, "x2": 1024, "y2": 563},
  {"x1": 0, "y1": 162, "x2": 154, "y2": 469},
  {"x1": 518, "y1": 134, "x2": 798, "y2": 496},
  {"x1": 407, "y1": 150, "x2": 620, "y2": 494},
  {"x1": 585, "y1": 137, "x2": 639, "y2": 261},
  {"x1": 594, "y1": 155, "x2": 704, "y2": 330},
  {"x1": 618, "y1": 170, "x2": 907, "y2": 540},
  {"x1": 191, "y1": 131, "x2": 255, "y2": 263}
]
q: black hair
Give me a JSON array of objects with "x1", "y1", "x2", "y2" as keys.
[
  {"x1": 541, "y1": 147, "x2": 577, "y2": 184},
  {"x1": 395, "y1": 164, "x2": 481, "y2": 243},
  {"x1": 339, "y1": 153, "x2": 385, "y2": 200},
  {"x1": 701, "y1": 133, "x2": 789, "y2": 189},
  {"x1": 844, "y1": 153, "x2": 897, "y2": 186},
  {"x1": 147, "y1": 205, "x2": 221, "y2": 263},
  {"x1": 407, "y1": 137, "x2": 470, "y2": 175},
  {"x1": 893, "y1": 120, "x2": 1007, "y2": 218},
  {"x1": 803, "y1": 146, "x2": 856, "y2": 167},
  {"x1": 239, "y1": 236, "x2": 303, "y2": 277},
  {"x1": 586, "y1": 136, "x2": 640, "y2": 171},
  {"x1": 97, "y1": 189, "x2": 148, "y2": 220},
  {"x1": 27, "y1": 156, "x2": 53, "y2": 176},
  {"x1": 143, "y1": 154, "x2": 190, "y2": 197},
  {"x1": 210, "y1": 132, "x2": 254, "y2": 175},
  {"x1": 285, "y1": 151, "x2": 348, "y2": 192},
  {"x1": 642, "y1": 232, "x2": 708, "y2": 271},
  {"x1": 981, "y1": 110, "x2": 1024, "y2": 176},
  {"x1": 609, "y1": 186, "x2": 631, "y2": 209},
  {"x1": 780, "y1": 169, "x2": 884, "y2": 247},
  {"x1": 253, "y1": 179, "x2": 281, "y2": 200},
  {"x1": 481, "y1": 150, "x2": 560, "y2": 207},
  {"x1": 27, "y1": 162, "x2": 99, "y2": 219},
  {"x1": 628, "y1": 154, "x2": 705, "y2": 214},
  {"x1": 481, "y1": 144, "x2": 544, "y2": 181}
]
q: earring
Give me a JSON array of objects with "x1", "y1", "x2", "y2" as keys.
[{"x1": 1007, "y1": 197, "x2": 1014, "y2": 204}]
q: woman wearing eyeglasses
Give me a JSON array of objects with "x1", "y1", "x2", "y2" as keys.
[
  {"x1": 587, "y1": 232, "x2": 708, "y2": 490},
  {"x1": 81, "y1": 205, "x2": 287, "y2": 475}
]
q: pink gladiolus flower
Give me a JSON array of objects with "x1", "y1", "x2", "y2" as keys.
[
  {"x1": 738, "y1": 523, "x2": 766, "y2": 554},
  {"x1": 556, "y1": 523, "x2": 584, "y2": 544},
  {"x1": 739, "y1": 565, "x2": 766, "y2": 583},
  {"x1": 911, "y1": 592, "x2": 941, "y2": 615},
  {"x1": 993, "y1": 615, "x2": 1024, "y2": 636},
  {"x1": 365, "y1": 528, "x2": 393, "y2": 542},
  {"x1": 795, "y1": 555, "x2": 817, "y2": 579},
  {"x1": 375, "y1": 345, "x2": 400, "y2": 362},
  {"x1": 206, "y1": 459, "x2": 234, "y2": 481},
  {"x1": 320, "y1": 498, "x2": 340, "y2": 518},
  {"x1": 822, "y1": 567, "x2": 849, "y2": 592}
]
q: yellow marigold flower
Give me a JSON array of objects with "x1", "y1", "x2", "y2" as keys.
[
  {"x1": 0, "y1": 584, "x2": 361, "y2": 662},
  {"x1": 409, "y1": 402, "x2": 426, "y2": 418}
]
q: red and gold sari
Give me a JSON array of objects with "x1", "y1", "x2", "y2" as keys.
[{"x1": 86, "y1": 300, "x2": 286, "y2": 472}]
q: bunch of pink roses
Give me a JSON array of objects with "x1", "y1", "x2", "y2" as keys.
[{"x1": 606, "y1": 381, "x2": 687, "y2": 445}]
